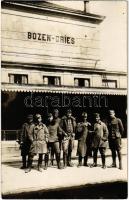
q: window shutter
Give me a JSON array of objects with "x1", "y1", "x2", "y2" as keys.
[
  {"x1": 9, "y1": 74, "x2": 14, "y2": 83},
  {"x1": 44, "y1": 77, "x2": 48, "y2": 85},
  {"x1": 74, "y1": 78, "x2": 79, "y2": 86},
  {"x1": 84, "y1": 79, "x2": 89, "y2": 87},
  {"x1": 55, "y1": 77, "x2": 60, "y2": 85},
  {"x1": 22, "y1": 75, "x2": 28, "y2": 84}
]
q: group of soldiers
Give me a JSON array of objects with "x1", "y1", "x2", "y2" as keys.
[{"x1": 19, "y1": 109, "x2": 124, "y2": 173}]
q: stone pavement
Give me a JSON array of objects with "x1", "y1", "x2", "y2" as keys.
[{"x1": 1, "y1": 139, "x2": 127, "y2": 197}]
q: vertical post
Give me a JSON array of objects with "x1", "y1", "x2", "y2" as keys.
[
  {"x1": 16, "y1": 130, "x2": 19, "y2": 141},
  {"x1": 3, "y1": 130, "x2": 6, "y2": 141}
]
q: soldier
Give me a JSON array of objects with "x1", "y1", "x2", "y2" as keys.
[
  {"x1": 108, "y1": 110, "x2": 124, "y2": 170},
  {"x1": 47, "y1": 113, "x2": 66, "y2": 169},
  {"x1": 25, "y1": 114, "x2": 49, "y2": 173},
  {"x1": 60, "y1": 109, "x2": 76, "y2": 167},
  {"x1": 92, "y1": 113, "x2": 108, "y2": 169},
  {"x1": 76, "y1": 112, "x2": 91, "y2": 167},
  {"x1": 20, "y1": 114, "x2": 34, "y2": 169},
  {"x1": 50, "y1": 109, "x2": 61, "y2": 166}
]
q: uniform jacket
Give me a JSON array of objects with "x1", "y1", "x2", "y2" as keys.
[
  {"x1": 47, "y1": 120, "x2": 66, "y2": 143},
  {"x1": 60, "y1": 116, "x2": 76, "y2": 139},
  {"x1": 92, "y1": 120, "x2": 109, "y2": 148},
  {"x1": 76, "y1": 121, "x2": 91, "y2": 141},
  {"x1": 76, "y1": 121, "x2": 91, "y2": 157},
  {"x1": 108, "y1": 117, "x2": 124, "y2": 139},
  {"x1": 20, "y1": 122, "x2": 34, "y2": 155},
  {"x1": 29, "y1": 122, "x2": 49, "y2": 154},
  {"x1": 20, "y1": 122, "x2": 34, "y2": 143}
]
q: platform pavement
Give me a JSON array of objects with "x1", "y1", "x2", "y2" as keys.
[
  {"x1": 1, "y1": 139, "x2": 127, "y2": 197},
  {"x1": 1, "y1": 138, "x2": 127, "y2": 162}
]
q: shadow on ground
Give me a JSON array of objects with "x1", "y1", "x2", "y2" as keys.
[{"x1": 2, "y1": 181, "x2": 127, "y2": 199}]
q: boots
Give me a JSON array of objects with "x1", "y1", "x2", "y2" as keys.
[
  {"x1": 67, "y1": 152, "x2": 74, "y2": 167},
  {"x1": 38, "y1": 154, "x2": 43, "y2": 172},
  {"x1": 21, "y1": 156, "x2": 26, "y2": 169},
  {"x1": 118, "y1": 150, "x2": 123, "y2": 170},
  {"x1": 84, "y1": 155, "x2": 88, "y2": 166},
  {"x1": 25, "y1": 156, "x2": 33, "y2": 173},
  {"x1": 91, "y1": 149, "x2": 97, "y2": 167},
  {"x1": 101, "y1": 155, "x2": 106, "y2": 169},
  {"x1": 44, "y1": 154, "x2": 48, "y2": 170},
  {"x1": 63, "y1": 153, "x2": 67, "y2": 168},
  {"x1": 51, "y1": 151, "x2": 54, "y2": 166},
  {"x1": 110, "y1": 150, "x2": 117, "y2": 167},
  {"x1": 77, "y1": 156, "x2": 82, "y2": 167},
  {"x1": 119, "y1": 161, "x2": 122, "y2": 170},
  {"x1": 56, "y1": 153, "x2": 63, "y2": 169},
  {"x1": 38, "y1": 164, "x2": 42, "y2": 172}
]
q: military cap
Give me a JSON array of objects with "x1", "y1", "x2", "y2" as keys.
[
  {"x1": 35, "y1": 114, "x2": 41, "y2": 119},
  {"x1": 67, "y1": 109, "x2": 72, "y2": 114},
  {"x1": 109, "y1": 110, "x2": 115, "y2": 114},
  {"x1": 48, "y1": 113, "x2": 53, "y2": 118},
  {"x1": 82, "y1": 112, "x2": 87, "y2": 117},
  {"x1": 27, "y1": 114, "x2": 33, "y2": 119},
  {"x1": 53, "y1": 109, "x2": 59, "y2": 113},
  {"x1": 94, "y1": 113, "x2": 100, "y2": 118}
]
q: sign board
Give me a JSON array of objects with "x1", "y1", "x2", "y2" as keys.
[{"x1": 2, "y1": 9, "x2": 100, "y2": 68}]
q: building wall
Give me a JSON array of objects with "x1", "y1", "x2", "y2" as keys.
[
  {"x1": 2, "y1": 67, "x2": 127, "y2": 89},
  {"x1": 2, "y1": 8, "x2": 101, "y2": 69}
]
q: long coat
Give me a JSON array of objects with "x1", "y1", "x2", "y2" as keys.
[
  {"x1": 92, "y1": 121, "x2": 108, "y2": 148},
  {"x1": 108, "y1": 117, "x2": 124, "y2": 149},
  {"x1": 29, "y1": 122, "x2": 49, "y2": 154},
  {"x1": 76, "y1": 122, "x2": 91, "y2": 157},
  {"x1": 20, "y1": 122, "x2": 35, "y2": 156}
]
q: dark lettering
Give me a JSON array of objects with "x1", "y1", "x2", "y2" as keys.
[
  {"x1": 47, "y1": 35, "x2": 51, "y2": 42},
  {"x1": 38, "y1": 33, "x2": 41, "y2": 40},
  {"x1": 71, "y1": 38, "x2": 75, "y2": 44},
  {"x1": 64, "y1": 35, "x2": 67, "y2": 43},
  {"x1": 42, "y1": 34, "x2": 46, "y2": 41},
  {"x1": 67, "y1": 37, "x2": 70, "y2": 44},
  {"x1": 28, "y1": 32, "x2": 31, "y2": 39},
  {"x1": 33, "y1": 33, "x2": 36, "y2": 40},
  {"x1": 60, "y1": 36, "x2": 64, "y2": 43}
]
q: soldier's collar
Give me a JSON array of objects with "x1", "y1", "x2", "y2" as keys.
[
  {"x1": 96, "y1": 120, "x2": 102, "y2": 125},
  {"x1": 35, "y1": 122, "x2": 43, "y2": 126}
]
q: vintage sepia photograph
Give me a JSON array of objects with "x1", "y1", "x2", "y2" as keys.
[{"x1": 1, "y1": 0, "x2": 127, "y2": 199}]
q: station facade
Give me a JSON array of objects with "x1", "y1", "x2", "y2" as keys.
[{"x1": 1, "y1": 1, "x2": 127, "y2": 136}]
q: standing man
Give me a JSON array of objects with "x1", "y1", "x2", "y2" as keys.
[
  {"x1": 20, "y1": 114, "x2": 34, "y2": 169},
  {"x1": 60, "y1": 109, "x2": 76, "y2": 167},
  {"x1": 92, "y1": 113, "x2": 108, "y2": 169},
  {"x1": 108, "y1": 110, "x2": 124, "y2": 170},
  {"x1": 76, "y1": 112, "x2": 91, "y2": 167},
  {"x1": 25, "y1": 114, "x2": 49, "y2": 173},
  {"x1": 50, "y1": 109, "x2": 61, "y2": 166},
  {"x1": 47, "y1": 113, "x2": 66, "y2": 169}
]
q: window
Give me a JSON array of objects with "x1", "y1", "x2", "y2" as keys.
[
  {"x1": 74, "y1": 78, "x2": 90, "y2": 87},
  {"x1": 9, "y1": 74, "x2": 28, "y2": 84},
  {"x1": 43, "y1": 76, "x2": 61, "y2": 86},
  {"x1": 102, "y1": 80, "x2": 117, "y2": 88}
]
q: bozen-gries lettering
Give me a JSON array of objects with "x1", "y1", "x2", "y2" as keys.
[{"x1": 27, "y1": 32, "x2": 75, "y2": 44}]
